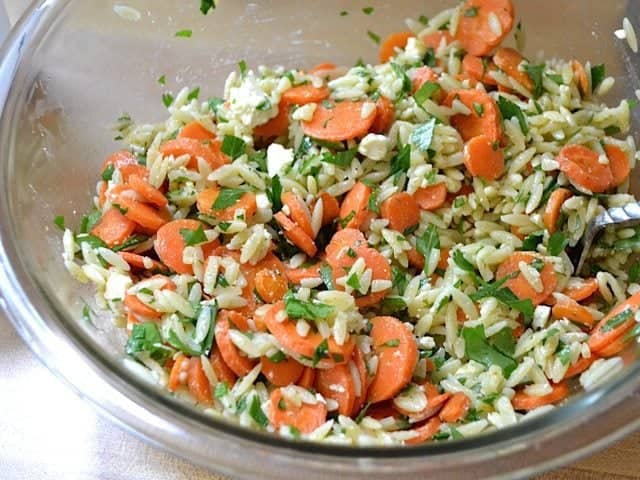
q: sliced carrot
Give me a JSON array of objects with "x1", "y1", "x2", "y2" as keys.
[
  {"x1": 91, "y1": 208, "x2": 136, "y2": 247},
  {"x1": 154, "y1": 219, "x2": 209, "y2": 274},
  {"x1": 370, "y1": 96, "x2": 395, "y2": 134},
  {"x1": 255, "y1": 267, "x2": 289, "y2": 303},
  {"x1": 187, "y1": 357, "x2": 212, "y2": 405},
  {"x1": 455, "y1": 0, "x2": 515, "y2": 56},
  {"x1": 263, "y1": 302, "x2": 355, "y2": 368},
  {"x1": 285, "y1": 261, "x2": 322, "y2": 284},
  {"x1": 556, "y1": 144, "x2": 613, "y2": 194},
  {"x1": 102, "y1": 150, "x2": 148, "y2": 182},
  {"x1": 439, "y1": 392, "x2": 471, "y2": 423},
  {"x1": 317, "y1": 191, "x2": 340, "y2": 226},
  {"x1": 380, "y1": 192, "x2": 420, "y2": 233},
  {"x1": 604, "y1": 144, "x2": 631, "y2": 188},
  {"x1": 404, "y1": 417, "x2": 442, "y2": 445},
  {"x1": 196, "y1": 186, "x2": 257, "y2": 221},
  {"x1": 309, "y1": 62, "x2": 337, "y2": 75},
  {"x1": 210, "y1": 345, "x2": 237, "y2": 387},
  {"x1": 367, "y1": 316, "x2": 418, "y2": 403},
  {"x1": 297, "y1": 367, "x2": 316, "y2": 389},
  {"x1": 354, "y1": 247, "x2": 393, "y2": 308},
  {"x1": 407, "y1": 248, "x2": 425, "y2": 270},
  {"x1": 414, "y1": 183, "x2": 448, "y2": 211},
  {"x1": 282, "y1": 85, "x2": 330, "y2": 105},
  {"x1": 325, "y1": 228, "x2": 368, "y2": 265},
  {"x1": 589, "y1": 291, "x2": 640, "y2": 356},
  {"x1": 461, "y1": 54, "x2": 497, "y2": 86},
  {"x1": 395, "y1": 384, "x2": 450, "y2": 423},
  {"x1": 542, "y1": 188, "x2": 572, "y2": 234},
  {"x1": 338, "y1": 182, "x2": 373, "y2": 231},
  {"x1": 215, "y1": 310, "x2": 256, "y2": 377},
  {"x1": 379, "y1": 31, "x2": 415, "y2": 63},
  {"x1": 260, "y1": 355, "x2": 304, "y2": 387},
  {"x1": 315, "y1": 363, "x2": 357, "y2": 416},
  {"x1": 492, "y1": 47, "x2": 533, "y2": 90},
  {"x1": 302, "y1": 100, "x2": 377, "y2": 142},
  {"x1": 444, "y1": 89, "x2": 502, "y2": 142},
  {"x1": 552, "y1": 296, "x2": 596, "y2": 327},
  {"x1": 160, "y1": 137, "x2": 230, "y2": 171},
  {"x1": 464, "y1": 134, "x2": 505, "y2": 181},
  {"x1": 438, "y1": 248, "x2": 451, "y2": 270},
  {"x1": 274, "y1": 211, "x2": 318, "y2": 257},
  {"x1": 496, "y1": 252, "x2": 558, "y2": 306},
  {"x1": 168, "y1": 354, "x2": 188, "y2": 392},
  {"x1": 571, "y1": 60, "x2": 589, "y2": 97},
  {"x1": 268, "y1": 388, "x2": 327, "y2": 434},
  {"x1": 254, "y1": 101, "x2": 290, "y2": 138},
  {"x1": 564, "y1": 278, "x2": 599, "y2": 303},
  {"x1": 127, "y1": 174, "x2": 168, "y2": 208},
  {"x1": 282, "y1": 191, "x2": 315, "y2": 238},
  {"x1": 422, "y1": 31, "x2": 453, "y2": 50},
  {"x1": 124, "y1": 294, "x2": 162, "y2": 318},
  {"x1": 410, "y1": 67, "x2": 445, "y2": 103},
  {"x1": 178, "y1": 121, "x2": 216, "y2": 141},
  {"x1": 564, "y1": 354, "x2": 598, "y2": 379},
  {"x1": 511, "y1": 382, "x2": 569, "y2": 411},
  {"x1": 119, "y1": 252, "x2": 168, "y2": 273},
  {"x1": 117, "y1": 196, "x2": 170, "y2": 232},
  {"x1": 351, "y1": 347, "x2": 370, "y2": 416},
  {"x1": 366, "y1": 401, "x2": 402, "y2": 421}
]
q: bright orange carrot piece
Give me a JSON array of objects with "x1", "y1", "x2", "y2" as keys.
[
  {"x1": 210, "y1": 345, "x2": 238, "y2": 387},
  {"x1": 285, "y1": 261, "x2": 322, "y2": 285},
  {"x1": 160, "y1": 137, "x2": 230, "y2": 170},
  {"x1": 338, "y1": 182, "x2": 373, "y2": 231},
  {"x1": 178, "y1": 121, "x2": 216, "y2": 141},
  {"x1": 367, "y1": 316, "x2": 418, "y2": 403},
  {"x1": 315, "y1": 363, "x2": 357, "y2": 416},
  {"x1": 404, "y1": 417, "x2": 443, "y2": 445},
  {"x1": 444, "y1": 89, "x2": 502, "y2": 142},
  {"x1": 282, "y1": 191, "x2": 315, "y2": 238},
  {"x1": 439, "y1": 392, "x2": 471, "y2": 423},
  {"x1": 297, "y1": 367, "x2": 316, "y2": 390},
  {"x1": 380, "y1": 192, "x2": 420, "y2": 232},
  {"x1": 407, "y1": 248, "x2": 425, "y2": 270},
  {"x1": 154, "y1": 219, "x2": 208, "y2": 274},
  {"x1": 564, "y1": 355, "x2": 598, "y2": 379},
  {"x1": 309, "y1": 62, "x2": 337, "y2": 75},
  {"x1": 325, "y1": 228, "x2": 368, "y2": 265},
  {"x1": 254, "y1": 101, "x2": 290, "y2": 138},
  {"x1": 455, "y1": 0, "x2": 515, "y2": 56},
  {"x1": 196, "y1": 186, "x2": 257, "y2": 221},
  {"x1": 119, "y1": 252, "x2": 168, "y2": 272},
  {"x1": 274, "y1": 211, "x2": 318, "y2": 257},
  {"x1": 260, "y1": 355, "x2": 304, "y2": 387},
  {"x1": 511, "y1": 382, "x2": 569, "y2": 411},
  {"x1": 268, "y1": 388, "x2": 327, "y2": 434},
  {"x1": 493, "y1": 47, "x2": 533, "y2": 90},
  {"x1": 282, "y1": 85, "x2": 330, "y2": 105},
  {"x1": 370, "y1": 95, "x2": 395, "y2": 134},
  {"x1": 128, "y1": 174, "x2": 168, "y2": 208},
  {"x1": 604, "y1": 144, "x2": 631, "y2": 188},
  {"x1": 263, "y1": 302, "x2": 355, "y2": 368},
  {"x1": 589, "y1": 291, "x2": 640, "y2": 356},
  {"x1": 102, "y1": 150, "x2": 148, "y2": 182},
  {"x1": 395, "y1": 385, "x2": 450, "y2": 423},
  {"x1": 354, "y1": 247, "x2": 393, "y2": 308},
  {"x1": 542, "y1": 188, "x2": 572, "y2": 234},
  {"x1": 214, "y1": 310, "x2": 256, "y2": 377},
  {"x1": 351, "y1": 347, "x2": 370, "y2": 416},
  {"x1": 379, "y1": 31, "x2": 415, "y2": 63},
  {"x1": 168, "y1": 355, "x2": 188, "y2": 392},
  {"x1": 302, "y1": 100, "x2": 377, "y2": 142},
  {"x1": 317, "y1": 191, "x2": 340, "y2": 226},
  {"x1": 564, "y1": 278, "x2": 599, "y2": 303},
  {"x1": 124, "y1": 293, "x2": 161, "y2": 318},
  {"x1": 556, "y1": 144, "x2": 613, "y2": 193},
  {"x1": 422, "y1": 31, "x2": 454, "y2": 50},
  {"x1": 461, "y1": 54, "x2": 497, "y2": 86},
  {"x1": 552, "y1": 296, "x2": 596, "y2": 328},
  {"x1": 414, "y1": 183, "x2": 448, "y2": 211},
  {"x1": 91, "y1": 208, "x2": 137, "y2": 247},
  {"x1": 496, "y1": 252, "x2": 558, "y2": 306},
  {"x1": 464, "y1": 134, "x2": 505, "y2": 181},
  {"x1": 117, "y1": 196, "x2": 170, "y2": 232},
  {"x1": 571, "y1": 60, "x2": 589, "y2": 97},
  {"x1": 187, "y1": 357, "x2": 212, "y2": 405},
  {"x1": 411, "y1": 66, "x2": 440, "y2": 95},
  {"x1": 255, "y1": 267, "x2": 289, "y2": 303}
]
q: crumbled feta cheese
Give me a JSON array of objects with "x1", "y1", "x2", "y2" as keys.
[
  {"x1": 358, "y1": 133, "x2": 389, "y2": 161},
  {"x1": 104, "y1": 271, "x2": 132, "y2": 301},
  {"x1": 267, "y1": 143, "x2": 294, "y2": 177}
]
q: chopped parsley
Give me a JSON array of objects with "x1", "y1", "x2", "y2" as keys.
[
  {"x1": 187, "y1": 86, "x2": 200, "y2": 101},
  {"x1": 266, "y1": 175, "x2": 283, "y2": 212},
  {"x1": 462, "y1": 325, "x2": 517, "y2": 377},
  {"x1": 547, "y1": 231, "x2": 569, "y2": 256},
  {"x1": 53, "y1": 215, "x2": 66, "y2": 231},
  {"x1": 284, "y1": 291, "x2": 334, "y2": 320},
  {"x1": 175, "y1": 29, "x2": 193, "y2": 38},
  {"x1": 362, "y1": 6, "x2": 374, "y2": 15},
  {"x1": 602, "y1": 308, "x2": 633, "y2": 332},
  {"x1": 591, "y1": 64, "x2": 606, "y2": 92},
  {"x1": 414, "y1": 81, "x2": 441, "y2": 105},
  {"x1": 497, "y1": 96, "x2": 529, "y2": 134},
  {"x1": 162, "y1": 92, "x2": 174, "y2": 107},
  {"x1": 221, "y1": 135, "x2": 246, "y2": 159},
  {"x1": 378, "y1": 338, "x2": 400, "y2": 348},
  {"x1": 464, "y1": 6, "x2": 479, "y2": 17},
  {"x1": 212, "y1": 188, "x2": 245, "y2": 210},
  {"x1": 179, "y1": 224, "x2": 208, "y2": 246},
  {"x1": 411, "y1": 118, "x2": 437, "y2": 152},
  {"x1": 367, "y1": 30, "x2": 381, "y2": 44},
  {"x1": 524, "y1": 63, "x2": 545, "y2": 98},
  {"x1": 200, "y1": 0, "x2": 216, "y2": 15}
]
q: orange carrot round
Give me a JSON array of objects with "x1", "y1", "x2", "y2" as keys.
[
  {"x1": 464, "y1": 134, "x2": 505, "y2": 181},
  {"x1": 422, "y1": 31, "x2": 453, "y2": 50},
  {"x1": 551, "y1": 296, "x2": 596, "y2": 328},
  {"x1": 168, "y1": 355, "x2": 188, "y2": 392},
  {"x1": 315, "y1": 363, "x2": 357, "y2": 416},
  {"x1": 91, "y1": 208, "x2": 137, "y2": 247},
  {"x1": 154, "y1": 219, "x2": 209, "y2": 274},
  {"x1": 316, "y1": 191, "x2": 340, "y2": 226},
  {"x1": 127, "y1": 174, "x2": 169, "y2": 208},
  {"x1": 511, "y1": 382, "x2": 569, "y2": 411},
  {"x1": 255, "y1": 267, "x2": 289, "y2": 303},
  {"x1": 210, "y1": 345, "x2": 237, "y2": 387},
  {"x1": 282, "y1": 191, "x2": 315, "y2": 238},
  {"x1": 267, "y1": 388, "x2": 327, "y2": 434},
  {"x1": 380, "y1": 192, "x2": 421, "y2": 232},
  {"x1": 496, "y1": 252, "x2": 558, "y2": 306},
  {"x1": 338, "y1": 182, "x2": 373, "y2": 231},
  {"x1": 160, "y1": 137, "x2": 230, "y2": 170},
  {"x1": 379, "y1": 31, "x2": 415, "y2": 63},
  {"x1": 604, "y1": 144, "x2": 631, "y2": 188},
  {"x1": 282, "y1": 85, "x2": 330, "y2": 105},
  {"x1": 563, "y1": 278, "x2": 599, "y2": 303},
  {"x1": 214, "y1": 310, "x2": 256, "y2": 377},
  {"x1": 404, "y1": 417, "x2": 442, "y2": 445},
  {"x1": 285, "y1": 261, "x2": 322, "y2": 285},
  {"x1": 350, "y1": 347, "x2": 370, "y2": 416},
  {"x1": 542, "y1": 188, "x2": 572, "y2": 234},
  {"x1": 297, "y1": 367, "x2": 316, "y2": 390},
  {"x1": 444, "y1": 89, "x2": 502, "y2": 142},
  {"x1": 254, "y1": 101, "x2": 290, "y2": 138},
  {"x1": 571, "y1": 60, "x2": 589, "y2": 97},
  {"x1": 116, "y1": 196, "x2": 170, "y2": 232},
  {"x1": 556, "y1": 144, "x2": 613, "y2": 193},
  {"x1": 196, "y1": 186, "x2": 257, "y2": 221},
  {"x1": 455, "y1": 0, "x2": 515, "y2": 56},
  {"x1": 370, "y1": 96, "x2": 395, "y2": 134},
  {"x1": 302, "y1": 100, "x2": 377, "y2": 142},
  {"x1": 178, "y1": 121, "x2": 216, "y2": 141},
  {"x1": 461, "y1": 54, "x2": 497, "y2": 86},
  {"x1": 187, "y1": 357, "x2": 212, "y2": 405},
  {"x1": 589, "y1": 291, "x2": 640, "y2": 357},
  {"x1": 414, "y1": 183, "x2": 448, "y2": 211},
  {"x1": 564, "y1": 355, "x2": 598, "y2": 379},
  {"x1": 102, "y1": 150, "x2": 148, "y2": 182},
  {"x1": 260, "y1": 355, "x2": 305, "y2": 387},
  {"x1": 439, "y1": 392, "x2": 471, "y2": 423},
  {"x1": 274, "y1": 211, "x2": 318, "y2": 257},
  {"x1": 492, "y1": 47, "x2": 533, "y2": 90}
]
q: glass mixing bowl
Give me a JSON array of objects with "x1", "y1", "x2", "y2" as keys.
[{"x1": 1, "y1": 0, "x2": 640, "y2": 478}]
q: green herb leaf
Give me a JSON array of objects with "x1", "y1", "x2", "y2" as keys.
[
  {"x1": 322, "y1": 148, "x2": 357, "y2": 167},
  {"x1": 126, "y1": 322, "x2": 173, "y2": 364},
  {"x1": 284, "y1": 292, "x2": 334, "y2": 321},
  {"x1": 548, "y1": 231, "x2": 569, "y2": 256},
  {"x1": 175, "y1": 29, "x2": 193, "y2": 38},
  {"x1": 411, "y1": 118, "x2": 437, "y2": 152},
  {"x1": 630, "y1": 262, "x2": 640, "y2": 283},
  {"x1": 591, "y1": 64, "x2": 606, "y2": 92},
  {"x1": 238, "y1": 60, "x2": 248, "y2": 78},
  {"x1": 81, "y1": 303, "x2": 95, "y2": 326},
  {"x1": 521, "y1": 233, "x2": 543, "y2": 252},
  {"x1": 214, "y1": 382, "x2": 229, "y2": 398},
  {"x1": 604, "y1": 125, "x2": 621, "y2": 136},
  {"x1": 530, "y1": 258, "x2": 545, "y2": 272},
  {"x1": 390, "y1": 62, "x2": 412, "y2": 96},
  {"x1": 208, "y1": 97, "x2": 225, "y2": 114},
  {"x1": 414, "y1": 81, "x2": 440, "y2": 105},
  {"x1": 450, "y1": 426, "x2": 464, "y2": 439},
  {"x1": 221, "y1": 135, "x2": 246, "y2": 159},
  {"x1": 462, "y1": 325, "x2": 518, "y2": 377},
  {"x1": 162, "y1": 92, "x2": 174, "y2": 107},
  {"x1": 556, "y1": 343, "x2": 572, "y2": 366},
  {"x1": 379, "y1": 338, "x2": 400, "y2": 348},
  {"x1": 54, "y1": 215, "x2": 65, "y2": 231},
  {"x1": 497, "y1": 96, "x2": 529, "y2": 134},
  {"x1": 392, "y1": 266, "x2": 408, "y2": 295},
  {"x1": 312, "y1": 339, "x2": 329, "y2": 366},
  {"x1": 546, "y1": 73, "x2": 563, "y2": 85},
  {"x1": 267, "y1": 175, "x2": 282, "y2": 212},
  {"x1": 200, "y1": 0, "x2": 216, "y2": 15},
  {"x1": 268, "y1": 351, "x2": 286, "y2": 363},
  {"x1": 416, "y1": 224, "x2": 440, "y2": 273},
  {"x1": 524, "y1": 63, "x2": 545, "y2": 98},
  {"x1": 320, "y1": 262, "x2": 334, "y2": 289},
  {"x1": 491, "y1": 327, "x2": 516, "y2": 357},
  {"x1": 340, "y1": 10, "x2": 349, "y2": 16},
  {"x1": 391, "y1": 144, "x2": 411, "y2": 175},
  {"x1": 75, "y1": 233, "x2": 107, "y2": 249},
  {"x1": 419, "y1": 15, "x2": 429, "y2": 25},
  {"x1": 381, "y1": 296, "x2": 408, "y2": 314},
  {"x1": 602, "y1": 308, "x2": 633, "y2": 332},
  {"x1": 355, "y1": 402, "x2": 372, "y2": 423},
  {"x1": 158, "y1": 74, "x2": 166, "y2": 85},
  {"x1": 179, "y1": 224, "x2": 207, "y2": 246},
  {"x1": 362, "y1": 6, "x2": 374, "y2": 15},
  {"x1": 212, "y1": 188, "x2": 245, "y2": 210},
  {"x1": 112, "y1": 234, "x2": 149, "y2": 252},
  {"x1": 464, "y1": 6, "x2": 479, "y2": 17},
  {"x1": 346, "y1": 273, "x2": 361, "y2": 290},
  {"x1": 248, "y1": 395, "x2": 269, "y2": 427},
  {"x1": 367, "y1": 30, "x2": 381, "y2": 44},
  {"x1": 470, "y1": 280, "x2": 534, "y2": 321},
  {"x1": 187, "y1": 86, "x2": 200, "y2": 101},
  {"x1": 368, "y1": 188, "x2": 380, "y2": 214},
  {"x1": 101, "y1": 163, "x2": 115, "y2": 181}
]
